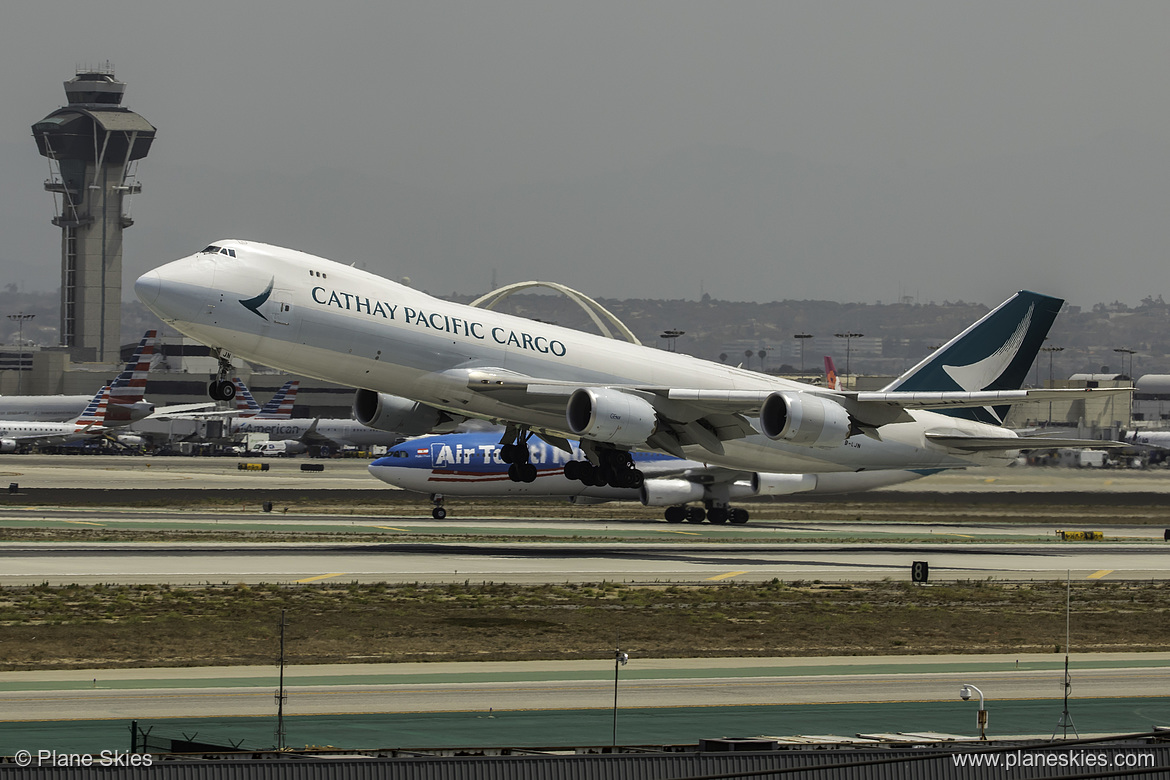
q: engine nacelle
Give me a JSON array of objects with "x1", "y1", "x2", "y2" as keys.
[
  {"x1": 759, "y1": 392, "x2": 851, "y2": 448},
  {"x1": 640, "y1": 478, "x2": 706, "y2": 507},
  {"x1": 566, "y1": 388, "x2": 657, "y2": 447},
  {"x1": 353, "y1": 390, "x2": 459, "y2": 436},
  {"x1": 750, "y1": 472, "x2": 818, "y2": 496},
  {"x1": 0, "y1": 439, "x2": 16, "y2": 453}
]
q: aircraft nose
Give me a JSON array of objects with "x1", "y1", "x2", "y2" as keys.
[{"x1": 134, "y1": 269, "x2": 162, "y2": 306}]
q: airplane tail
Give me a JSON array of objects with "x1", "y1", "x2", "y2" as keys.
[
  {"x1": 232, "y1": 378, "x2": 263, "y2": 416},
  {"x1": 258, "y1": 380, "x2": 299, "y2": 419},
  {"x1": 108, "y1": 330, "x2": 158, "y2": 406},
  {"x1": 881, "y1": 291, "x2": 1064, "y2": 425},
  {"x1": 73, "y1": 386, "x2": 111, "y2": 428},
  {"x1": 823, "y1": 356, "x2": 842, "y2": 391}
]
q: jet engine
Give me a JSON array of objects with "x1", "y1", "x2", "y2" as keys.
[
  {"x1": 0, "y1": 440, "x2": 17, "y2": 453},
  {"x1": 353, "y1": 390, "x2": 459, "y2": 436},
  {"x1": 566, "y1": 388, "x2": 657, "y2": 447},
  {"x1": 759, "y1": 392, "x2": 851, "y2": 448},
  {"x1": 640, "y1": 478, "x2": 706, "y2": 507},
  {"x1": 750, "y1": 472, "x2": 818, "y2": 495}
]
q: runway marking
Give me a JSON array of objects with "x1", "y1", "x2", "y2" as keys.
[
  {"x1": 707, "y1": 571, "x2": 748, "y2": 581},
  {"x1": 295, "y1": 573, "x2": 346, "y2": 583},
  {"x1": 368, "y1": 526, "x2": 411, "y2": 532},
  {"x1": 1087, "y1": 569, "x2": 1113, "y2": 580},
  {"x1": 64, "y1": 521, "x2": 104, "y2": 526},
  {"x1": 659, "y1": 530, "x2": 702, "y2": 536}
]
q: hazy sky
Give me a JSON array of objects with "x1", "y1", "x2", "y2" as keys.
[{"x1": 3, "y1": 2, "x2": 1169, "y2": 307}]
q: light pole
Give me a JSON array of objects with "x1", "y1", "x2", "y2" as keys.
[
  {"x1": 7, "y1": 313, "x2": 35, "y2": 394},
  {"x1": 793, "y1": 333, "x2": 812, "y2": 374},
  {"x1": 1113, "y1": 347, "x2": 1136, "y2": 378},
  {"x1": 959, "y1": 684, "x2": 988, "y2": 740},
  {"x1": 1040, "y1": 346, "x2": 1064, "y2": 425},
  {"x1": 660, "y1": 329, "x2": 684, "y2": 353},
  {"x1": 275, "y1": 609, "x2": 288, "y2": 750},
  {"x1": 834, "y1": 332, "x2": 863, "y2": 384},
  {"x1": 1114, "y1": 348, "x2": 1137, "y2": 427},
  {"x1": 612, "y1": 644, "x2": 628, "y2": 748}
]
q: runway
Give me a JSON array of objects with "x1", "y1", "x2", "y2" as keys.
[
  {"x1": 1, "y1": 538, "x2": 1168, "y2": 585},
  {"x1": 2, "y1": 454, "x2": 1169, "y2": 584}
]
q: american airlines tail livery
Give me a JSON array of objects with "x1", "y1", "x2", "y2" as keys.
[{"x1": 135, "y1": 240, "x2": 1123, "y2": 487}]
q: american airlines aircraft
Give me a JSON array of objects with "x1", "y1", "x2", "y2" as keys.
[
  {"x1": 135, "y1": 240, "x2": 1123, "y2": 487},
  {"x1": 0, "y1": 330, "x2": 158, "y2": 425},
  {"x1": 370, "y1": 431, "x2": 932, "y2": 522},
  {"x1": 0, "y1": 386, "x2": 111, "y2": 451}
]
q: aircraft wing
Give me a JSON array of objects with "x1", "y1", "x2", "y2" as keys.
[
  {"x1": 925, "y1": 434, "x2": 1128, "y2": 452},
  {"x1": 463, "y1": 368, "x2": 1130, "y2": 444},
  {"x1": 147, "y1": 402, "x2": 233, "y2": 420},
  {"x1": 13, "y1": 424, "x2": 110, "y2": 446},
  {"x1": 297, "y1": 419, "x2": 331, "y2": 446}
]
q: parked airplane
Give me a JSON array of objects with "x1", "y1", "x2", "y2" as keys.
[
  {"x1": 0, "y1": 330, "x2": 158, "y2": 425},
  {"x1": 135, "y1": 240, "x2": 1124, "y2": 486},
  {"x1": 370, "y1": 431, "x2": 932, "y2": 521},
  {"x1": 160, "y1": 378, "x2": 300, "y2": 421},
  {"x1": 0, "y1": 386, "x2": 111, "y2": 451}
]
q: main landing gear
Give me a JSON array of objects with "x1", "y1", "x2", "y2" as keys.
[
  {"x1": 206, "y1": 349, "x2": 237, "y2": 402},
  {"x1": 563, "y1": 448, "x2": 644, "y2": 490},
  {"x1": 663, "y1": 504, "x2": 750, "y2": 525},
  {"x1": 500, "y1": 429, "x2": 538, "y2": 483}
]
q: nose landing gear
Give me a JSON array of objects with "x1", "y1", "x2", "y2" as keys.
[{"x1": 206, "y1": 349, "x2": 237, "y2": 401}]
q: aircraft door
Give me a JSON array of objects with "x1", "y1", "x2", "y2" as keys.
[{"x1": 272, "y1": 289, "x2": 294, "y2": 326}]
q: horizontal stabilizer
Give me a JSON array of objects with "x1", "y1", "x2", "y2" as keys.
[{"x1": 926, "y1": 433, "x2": 1127, "y2": 452}]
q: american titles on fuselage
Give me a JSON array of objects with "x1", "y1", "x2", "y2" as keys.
[{"x1": 309, "y1": 286, "x2": 567, "y2": 357}]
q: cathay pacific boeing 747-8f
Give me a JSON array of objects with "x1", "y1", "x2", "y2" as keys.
[{"x1": 135, "y1": 240, "x2": 1123, "y2": 493}]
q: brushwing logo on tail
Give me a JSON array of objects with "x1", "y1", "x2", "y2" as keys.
[
  {"x1": 240, "y1": 278, "x2": 275, "y2": 321},
  {"x1": 942, "y1": 303, "x2": 1033, "y2": 392},
  {"x1": 940, "y1": 303, "x2": 1033, "y2": 424}
]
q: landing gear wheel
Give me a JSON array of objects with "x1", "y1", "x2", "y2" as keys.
[
  {"x1": 729, "y1": 508, "x2": 750, "y2": 525},
  {"x1": 707, "y1": 507, "x2": 729, "y2": 524},
  {"x1": 664, "y1": 506, "x2": 686, "y2": 524},
  {"x1": 207, "y1": 379, "x2": 236, "y2": 401},
  {"x1": 432, "y1": 507, "x2": 447, "y2": 520},
  {"x1": 685, "y1": 506, "x2": 706, "y2": 524}
]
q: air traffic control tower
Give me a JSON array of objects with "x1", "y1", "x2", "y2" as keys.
[{"x1": 32, "y1": 67, "x2": 156, "y2": 363}]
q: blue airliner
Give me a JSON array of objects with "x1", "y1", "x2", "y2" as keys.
[{"x1": 369, "y1": 431, "x2": 931, "y2": 523}]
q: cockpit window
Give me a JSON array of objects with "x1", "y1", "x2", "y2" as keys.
[
  {"x1": 200, "y1": 245, "x2": 237, "y2": 257},
  {"x1": 201, "y1": 245, "x2": 221, "y2": 254}
]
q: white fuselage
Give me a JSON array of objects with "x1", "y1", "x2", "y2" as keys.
[
  {"x1": 136, "y1": 241, "x2": 1015, "y2": 474},
  {"x1": 0, "y1": 397, "x2": 149, "y2": 425}
]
